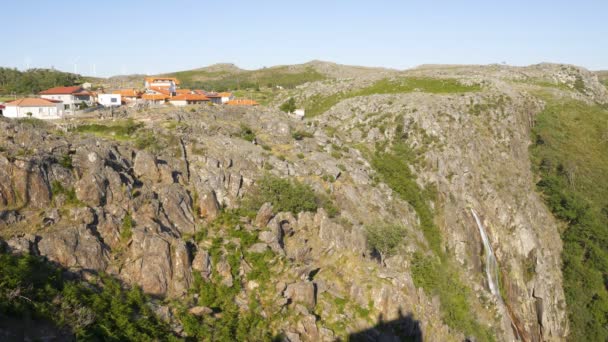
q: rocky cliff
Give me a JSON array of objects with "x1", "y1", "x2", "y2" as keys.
[{"x1": 1, "y1": 62, "x2": 605, "y2": 341}]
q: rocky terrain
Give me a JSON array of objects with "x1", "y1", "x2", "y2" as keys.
[{"x1": 1, "y1": 61, "x2": 607, "y2": 341}]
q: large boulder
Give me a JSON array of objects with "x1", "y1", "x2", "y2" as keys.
[
  {"x1": 133, "y1": 151, "x2": 160, "y2": 182},
  {"x1": 12, "y1": 159, "x2": 51, "y2": 209},
  {"x1": 255, "y1": 202, "x2": 274, "y2": 228},
  {"x1": 75, "y1": 172, "x2": 106, "y2": 207},
  {"x1": 120, "y1": 228, "x2": 192, "y2": 298},
  {"x1": 159, "y1": 184, "x2": 196, "y2": 235},
  {"x1": 284, "y1": 281, "x2": 316, "y2": 311},
  {"x1": 197, "y1": 187, "x2": 220, "y2": 222},
  {"x1": 192, "y1": 248, "x2": 212, "y2": 280},
  {"x1": 38, "y1": 225, "x2": 108, "y2": 271}
]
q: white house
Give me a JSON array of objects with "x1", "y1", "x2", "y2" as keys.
[
  {"x1": 39, "y1": 86, "x2": 93, "y2": 113},
  {"x1": 144, "y1": 77, "x2": 178, "y2": 95},
  {"x1": 98, "y1": 94, "x2": 121, "y2": 107},
  {"x1": 3, "y1": 98, "x2": 64, "y2": 119}
]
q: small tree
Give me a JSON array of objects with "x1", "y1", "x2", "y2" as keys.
[
  {"x1": 26, "y1": 112, "x2": 33, "y2": 117},
  {"x1": 365, "y1": 224, "x2": 407, "y2": 263},
  {"x1": 280, "y1": 97, "x2": 296, "y2": 113}
]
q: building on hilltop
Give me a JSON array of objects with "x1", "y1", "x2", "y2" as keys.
[
  {"x1": 98, "y1": 94, "x2": 121, "y2": 107},
  {"x1": 168, "y1": 93, "x2": 210, "y2": 106},
  {"x1": 39, "y1": 86, "x2": 93, "y2": 113},
  {"x1": 3, "y1": 98, "x2": 64, "y2": 119},
  {"x1": 141, "y1": 93, "x2": 169, "y2": 105},
  {"x1": 112, "y1": 89, "x2": 141, "y2": 103},
  {"x1": 144, "y1": 77, "x2": 179, "y2": 96}
]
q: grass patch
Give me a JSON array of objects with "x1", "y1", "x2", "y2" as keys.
[
  {"x1": 70, "y1": 119, "x2": 142, "y2": 140},
  {"x1": 306, "y1": 77, "x2": 481, "y2": 117},
  {"x1": 410, "y1": 253, "x2": 495, "y2": 341},
  {"x1": 530, "y1": 98, "x2": 608, "y2": 341},
  {"x1": 50, "y1": 180, "x2": 82, "y2": 207}
]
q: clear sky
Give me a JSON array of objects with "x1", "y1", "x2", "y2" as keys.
[{"x1": 2, "y1": 0, "x2": 606, "y2": 77}]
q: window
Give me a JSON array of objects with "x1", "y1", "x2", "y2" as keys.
[
  {"x1": 64, "y1": 104, "x2": 69, "y2": 110},
  {"x1": 111, "y1": 98, "x2": 117, "y2": 103}
]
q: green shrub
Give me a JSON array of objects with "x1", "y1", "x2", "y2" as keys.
[
  {"x1": 291, "y1": 130, "x2": 313, "y2": 140},
  {"x1": 371, "y1": 142, "x2": 440, "y2": 254},
  {"x1": 411, "y1": 253, "x2": 495, "y2": 341},
  {"x1": 50, "y1": 180, "x2": 81, "y2": 206},
  {"x1": 121, "y1": 213, "x2": 133, "y2": 241},
  {"x1": 280, "y1": 97, "x2": 296, "y2": 113},
  {"x1": 0, "y1": 251, "x2": 176, "y2": 340},
  {"x1": 239, "y1": 124, "x2": 256, "y2": 141},
  {"x1": 364, "y1": 224, "x2": 407, "y2": 259},
  {"x1": 244, "y1": 174, "x2": 318, "y2": 214}
]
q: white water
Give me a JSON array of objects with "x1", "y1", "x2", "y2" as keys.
[{"x1": 471, "y1": 209, "x2": 501, "y2": 297}]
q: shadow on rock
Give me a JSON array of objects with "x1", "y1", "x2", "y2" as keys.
[{"x1": 347, "y1": 309, "x2": 422, "y2": 342}]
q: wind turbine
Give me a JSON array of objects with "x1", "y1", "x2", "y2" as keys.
[{"x1": 70, "y1": 56, "x2": 81, "y2": 74}]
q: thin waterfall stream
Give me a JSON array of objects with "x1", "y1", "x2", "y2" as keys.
[
  {"x1": 471, "y1": 208, "x2": 523, "y2": 341},
  {"x1": 471, "y1": 208, "x2": 501, "y2": 297}
]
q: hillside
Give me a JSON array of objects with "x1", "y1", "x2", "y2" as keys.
[{"x1": 0, "y1": 62, "x2": 607, "y2": 341}]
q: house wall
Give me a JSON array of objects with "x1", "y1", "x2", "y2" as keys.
[
  {"x1": 210, "y1": 97, "x2": 222, "y2": 105},
  {"x1": 98, "y1": 94, "x2": 121, "y2": 107},
  {"x1": 169, "y1": 100, "x2": 187, "y2": 107},
  {"x1": 4, "y1": 105, "x2": 63, "y2": 119}
]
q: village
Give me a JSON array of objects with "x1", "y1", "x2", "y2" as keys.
[{"x1": 0, "y1": 76, "x2": 260, "y2": 120}]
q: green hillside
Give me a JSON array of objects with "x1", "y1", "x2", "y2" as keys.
[{"x1": 530, "y1": 98, "x2": 608, "y2": 341}]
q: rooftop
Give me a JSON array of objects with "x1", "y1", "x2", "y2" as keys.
[
  {"x1": 39, "y1": 86, "x2": 83, "y2": 95},
  {"x1": 5, "y1": 98, "x2": 63, "y2": 107}
]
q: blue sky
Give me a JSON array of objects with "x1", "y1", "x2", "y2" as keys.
[{"x1": 2, "y1": 0, "x2": 606, "y2": 76}]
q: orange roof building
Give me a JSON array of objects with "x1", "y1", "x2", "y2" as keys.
[
  {"x1": 113, "y1": 89, "x2": 141, "y2": 98},
  {"x1": 226, "y1": 99, "x2": 259, "y2": 106},
  {"x1": 39, "y1": 86, "x2": 83, "y2": 95},
  {"x1": 168, "y1": 94, "x2": 210, "y2": 106},
  {"x1": 142, "y1": 93, "x2": 169, "y2": 102}
]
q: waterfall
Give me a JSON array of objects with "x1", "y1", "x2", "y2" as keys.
[
  {"x1": 471, "y1": 208, "x2": 501, "y2": 297},
  {"x1": 471, "y1": 209, "x2": 523, "y2": 341}
]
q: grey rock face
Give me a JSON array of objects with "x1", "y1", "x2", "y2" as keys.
[
  {"x1": 159, "y1": 184, "x2": 196, "y2": 235},
  {"x1": 284, "y1": 281, "x2": 316, "y2": 311},
  {"x1": 38, "y1": 226, "x2": 107, "y2": 271},
  {"x1": 133, "y1": 151, "x2": 160, "y2": 182}
]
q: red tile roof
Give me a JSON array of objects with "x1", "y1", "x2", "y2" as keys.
[
  {"x1": 142, "y1": 94, "x2": 169, "y2": 100},
  {"x1": 5, "y1": 98, "x2": 62, "y2": 107},
  {"x1": 39, "y1": 86, "x2": 83, "y2": 95},
  {"x1": 169, "y1": 94, "x2": 210, "y2": 101},
  {"x1": 113, "y1": 89, "x2": 141, "y2": 97},
  {"x1": 226, "y1": 99, "x2": 259, "y2": 106},
  {"x1": 145, "y1": 77, "x2": 180, "y2": 85},
  {"x1": 149, "y1": 87, "x2": 172, "y2": 95}
]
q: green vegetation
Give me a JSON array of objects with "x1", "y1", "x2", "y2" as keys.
[
  {"x1": 291, "y1": 130, "x2": 313, "y2": 140},
  {"x1": 0, "y1": 67, "x2": 82, "y2": 94},
  {"x1": 0, "y1": 250, "x2": 176, "y2": 340},
  {"x1": 50, "y1": 180, "x2": 82, "y2": 206},
  {"x1": 243, "y1": 174, "x2": 339, "y2": 217},
  {"x1": 371, "y1": 142, "x2": 440, "y2": 253},
  {"x1": 244, "y1": 174, "x2": 318, "y2": 214},
  {"x1": 410, "y1": 253, "x2": 494, "y2": 341},
  {"x1": 70, "y1": 119, "x2": 142, "y2": 140},
  {"x1": 364, "y1": 224, "x2": 407, "y2": 259},
  {"x1": 183, "y1": 210, "x2": 276, "y2": 341},
  {"x1": 16, "y1": 117, "x2": 48, "y2": 128},
  {"x1": 306, "y1": 77, "x2": 481, "y2": 117},
  {"x1": 166, "y1": 66, "x2": 326, "y2": 92},
  {"x1": 530, "y1": 98, "x2": 608, "y2": 341},
  {"x1": 121, "y1": 213, "x2": 133, "y2": 241},
  {"x1": 239, "y1": 124, "x2": 256, "y2": 142},
  {"x1": 280, "y1": 97, "x2": 296, "y2": 113}
]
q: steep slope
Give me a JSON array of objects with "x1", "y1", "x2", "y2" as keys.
[{"x1": 1, "y1": 62, "x2": 605, "y2": 341}]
